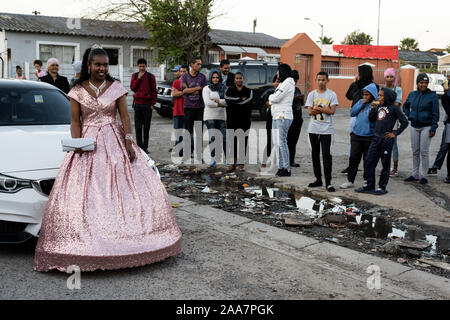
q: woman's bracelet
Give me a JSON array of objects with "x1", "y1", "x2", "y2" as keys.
[{"x1": 125, "y1": 134, "x2": 134, "y2": 142}]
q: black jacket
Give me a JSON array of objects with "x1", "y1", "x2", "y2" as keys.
[
  {"x1": 223, "y1": 72, "x2": 235, "y2": 87},
  {"x1": 369, "y1": 87, "x2": 408, "y2": 138},
  {"x1": 225, "y1": 85, "x2": 253, "y2": 129},
  {"x1": 39, "y1": 74, "x2": 70, "y2": 94}
]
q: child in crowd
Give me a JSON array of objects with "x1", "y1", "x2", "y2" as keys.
[
  {"x1": 356, "y1": 88, "x2": 408, "y2": 195},
  {"x1": 305, "y1": 72, "x2": 339, "y2": 192}
]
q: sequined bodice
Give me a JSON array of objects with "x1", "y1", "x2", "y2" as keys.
[{"x1": 68, "y1": 81, "x2": 127, "y2": 128}]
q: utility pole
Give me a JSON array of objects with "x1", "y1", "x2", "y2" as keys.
[
  {"x1": 253, "y1": 18, "x2": 257, "y2": 33},
  {"x1": 377, "y1": 0, "x2": 381, "y2": 45},
  {"x1": 32, "y1": 11, "x2": 40, "y2": 16}
]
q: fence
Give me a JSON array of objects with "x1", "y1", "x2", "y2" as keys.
[{"x1": 321, "y1": 64, "x2": 401, "y2": 86}]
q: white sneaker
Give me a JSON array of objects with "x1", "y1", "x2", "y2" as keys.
[
  {"x1": 340, "y1": 181, "x2": 355, "y2": 189},
  {"x1": 363, "y1": 180, "x2": 368, "y2": 187}
]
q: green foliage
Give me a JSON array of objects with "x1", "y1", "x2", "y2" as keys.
[
  {"x1": 419, "y1": 67, "x2": 438, "y2": 73},
  {"x1": 341, "y1": 30, "x2": 373, "y2": 45},
  {"x1": 319, "y1": 36, "x2": 334, "y2": 45},
  {"x1": 400, "y1": 38, "x2": 420, "y2": 51},
  {"x1": 142, "y1": 0, "x2": 213, "y2": 65}
]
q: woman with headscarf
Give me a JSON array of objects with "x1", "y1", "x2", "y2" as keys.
[
  {"x1": 203, "y1": 70, "x2": 227, "y2": 167},
  {"x1": 383, "y1": 68, "x2": 403, "y2": 177},
  {"x1": 39, "y1": 58, "x2": 70, "y2": 94},
  {"x1": 225, "y1": 72, "x2": 253, "y2": 172},
  {"x1": 342, "y1": 65, "x2": 379, "y2": 174}
]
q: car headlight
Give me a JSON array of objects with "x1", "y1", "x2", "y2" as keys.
[{"x1": 0, "y1": 174, "x2": 32, "y2": 194}]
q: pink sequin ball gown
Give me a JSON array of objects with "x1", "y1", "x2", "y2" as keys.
[{"x1": 34, "y1": 81, "x2": 182, "y2": 272}]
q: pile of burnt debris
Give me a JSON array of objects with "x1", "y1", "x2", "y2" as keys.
[{"x1": 158, "y1": 163, "x2": 450, "y2": 277}]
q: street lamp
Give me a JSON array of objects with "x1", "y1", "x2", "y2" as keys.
[{"x1": 304, "y1": 17, "x2": 323, "y2": 42}]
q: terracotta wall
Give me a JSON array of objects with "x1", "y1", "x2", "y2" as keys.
[
  {"x1": 400, "y1": 67, "x2": 417, "y2": 102},
  {"x1": 280, "y1": 33, "x2": 322, "y2": 92},
  {"x1": 326, "y1": 78, "x2": 355, "y2": 108}
]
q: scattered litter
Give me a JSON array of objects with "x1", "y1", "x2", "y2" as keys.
[
  {"x1": 296, "y1": 197, "x2": 316, "y2": 214},
  {"x1": 172, "y1": 204, "x2": 180, "y2": 208},
  {"x1": 388, "y1": 228, "x2": 406, "y2": 239},
  {"x1": 325, "y1": 237, "x2": 339, "y2": 244},
  {"x1": 397, "y1": 258, "x2": 407, "y2": 264},
  {"x1": 201, "y1": 186, "x2": 219, "y2": 194},
  {"x1": 244, "y1": 198, "x2": 257, "y2": 208},
  {"x1": 394, "y1": 239, "x2": 432, "y2": 251},
  {"x1": 381, "y1": 242, "x2": 401, "y2": 255},
  {"x1": 214, "y1": 172, "x2": 223, "y2": 176},
  {"x1": 325, "y1": 215, "x2": 346, "y2": 224},
  {"x1": 330, "y1": 197, "x2": 343, "y2": 204},
  {"x1": 418, "y1": 259, "x2": 450, "y2": 272},
  {"x1": 242, "y1": 184, "x2": 249, "y2": 188},
  {"x1": 284, "y1": 217, "x2": 314, "y2": 228}
]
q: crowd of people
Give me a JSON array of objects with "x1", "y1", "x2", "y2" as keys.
[
  {"x1": 165, "y1": 58, "x2": 449, "y2": 195},
  {"x1": 14, "y1": 54, "x2": 450, "y2": 196}
]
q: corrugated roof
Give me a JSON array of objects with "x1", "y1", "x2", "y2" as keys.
[
  {"x1": 0, "y1": 12, "x2": 286, "y2": 48},
  {"x1": 398, "y1": 50, "x2": 438, "y2": 63},
  {"x1": 0, "y1": 12, "x2": 150, "y2": 39},
  {"x1": 209, "y1": 29, "x2": 286, "y2": 48}
]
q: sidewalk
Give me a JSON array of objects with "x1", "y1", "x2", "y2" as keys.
[{"x1": 169, "y1": 195, "x2": 450, "y2": 299}]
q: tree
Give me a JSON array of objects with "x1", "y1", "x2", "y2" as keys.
[
  {"x1": 400, "y1": 38, "x2": 420, "y2": 51},
  {"x1": 319, "y1": 36, "x2": 334, "y2": 45},
  {"x1": 341, "y1": 30, "x2": 373, "y2": 45},
  {"x1": 92, "y1": 0, "x2": 215, "y2": 65}
]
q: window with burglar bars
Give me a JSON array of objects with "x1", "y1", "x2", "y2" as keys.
[
  {"x1": 321, "y1": 61, "x2": 340, "y2": 76},
  {"x1": 208, "y1": 51, "x2": 219, "y2": 63},
  {"x1": 39, "y1": 45, "x2": 75, "y2": 65},
  {"x1": 132, "y1": 48, "x2": 158, "y2": 67}
]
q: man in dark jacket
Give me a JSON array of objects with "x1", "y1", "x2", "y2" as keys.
[
  {"x1": 39, "y1": 58, "x2": 70, "y2": 94},
  {"x1": 130, "y1": 58, "x2": 157, "y2": 153},
  {"x1": 220, "y1": 59, "x2": 235, "y2": 87},
  {"x1": 287, "y1": 70, "x2": 304, "y2": 168},
  {"x1": 403, "y1": 73, "x2": 440, "y2": 184},
  {"x1": 356, "y1": 87, "x2": 408, "y2": 195}
]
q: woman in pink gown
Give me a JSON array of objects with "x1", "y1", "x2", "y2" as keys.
[{"x1": 34, "y1": 47, "x2": 182, "y2": 272}]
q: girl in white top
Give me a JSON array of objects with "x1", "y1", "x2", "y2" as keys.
[{"x1": 203, "y1": 71, "x2": 227, "y2": 167}]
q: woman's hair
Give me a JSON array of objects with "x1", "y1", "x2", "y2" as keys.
[
  {"x1": 291, "y1": 70, "x2": 300, "y2": 81},
  {"x1": 278, "y1": 64, "x2": 292, "y2": 82},
  {"x1": 73, "y1": 48, "x2": 116, "y2": 87},
  {"x1": 33, "y1": 60, "x2": 42, "y2": 66},
  {"x1": 16, "y1": 65, "x2": 22, "y2": 70},
  {"x1": 272, "y1": 74, "x2": 278, "y2": 83},
  {"x1": 357, "y1": 65, "x2": 374, "y2": 88},
  {"x1": 209, "y1": 70, "x2": 222, "y2": 83}
]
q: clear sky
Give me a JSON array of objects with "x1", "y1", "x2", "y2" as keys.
[{"x1": 1, "y1": 0, "x2": 449, "y2": 50}]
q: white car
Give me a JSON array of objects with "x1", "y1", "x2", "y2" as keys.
[
  {"x1": 426, "y1": 73, "x2": 445, "y2": 97},
  {"x1": 0, "y1": 80, "x2": 159, "y2": 243}
]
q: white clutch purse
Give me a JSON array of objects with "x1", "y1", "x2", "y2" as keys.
[{"x1": 61, "y1": 138, "x2": 95, "y2": 152}]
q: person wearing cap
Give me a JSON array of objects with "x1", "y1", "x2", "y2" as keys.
[
  {"x1": 403, "y1": 73, "x2": 440, "y2": 185},
  {"x1": 39, "y1": 58, "x2": 70, "y2": 94},
  {"x1": 70, "y1": 61, "x2": 82, "y2": 88},
  {"x1": 170, "y1": 65, "x2": 188, "y2": 155}
]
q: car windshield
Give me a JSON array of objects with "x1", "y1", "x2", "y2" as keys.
[{"x1": 0, "y1": 88, "x2": 71, "y2": 126}]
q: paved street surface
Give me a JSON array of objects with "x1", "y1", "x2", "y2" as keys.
[
  {"x1": 1, "y1": 108, "x2": 449, "y2": 300},
  {"x1": 1, "y1": 195, "x2": 449, "y2": 299}
]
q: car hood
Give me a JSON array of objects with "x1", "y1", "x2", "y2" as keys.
[{"x1": 0, "y1": 125, "x2": 71, "y2": 174}]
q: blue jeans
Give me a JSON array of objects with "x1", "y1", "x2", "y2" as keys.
[
  {"x1": 432, "y1": 125, "x2": 448, "y2": 170},
  {"x1": 272, "y1": 119, "x2": 292, "y2": 171},
  {"x1": 392, "y1": 136, "x2": 399, "y2": 162},
  {"x1": 205, "y1": 119, "x2": 227, "y2": 160},
  {"x1": 173, "y1": 116, "x2": 184, "y2": 147}
]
